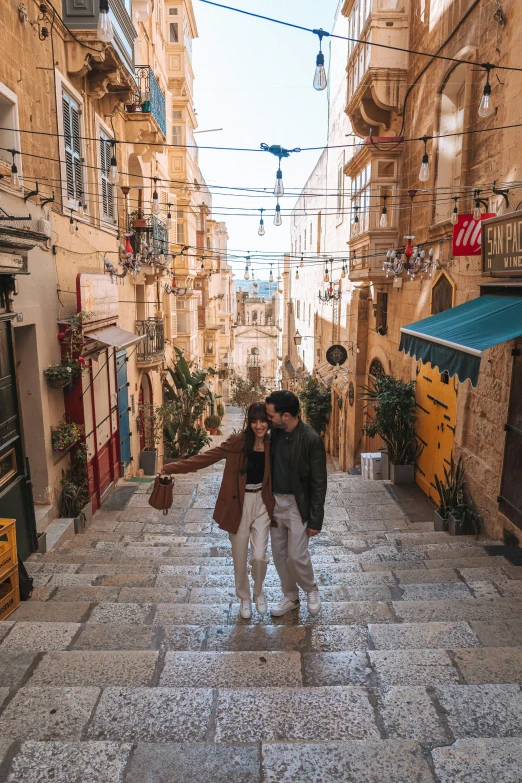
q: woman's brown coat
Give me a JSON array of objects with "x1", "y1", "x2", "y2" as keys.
[{"x1": 162, "y1": 434, "x2": 274, "y2": 534}]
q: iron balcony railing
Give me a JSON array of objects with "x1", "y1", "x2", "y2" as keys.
[
  {"x1": 135, "y1": 318, "x2": 165, "y2": 363},
  {"x1": 126, "y1": 66, "x2": 167, "y2": 137},
  {"x1": 129, "y1": 214, "x2": 169, "y2": 257}
]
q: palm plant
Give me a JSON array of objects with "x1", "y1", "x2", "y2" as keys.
[
  {"x1": 162, "y1": 347, "x2": 213, "y2": 458},
  {"x1": 360, "y1": 375, "x2": 423, "y2": 465},
  {"x1": 434, "y1": 453, "x2": 465, "y2": 519}
]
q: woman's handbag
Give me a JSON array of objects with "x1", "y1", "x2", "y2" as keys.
[{"x1": 149, "y1": 474, "x2": 174, "y2": 515}]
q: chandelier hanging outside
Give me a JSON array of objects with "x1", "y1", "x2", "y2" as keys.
[
  {"x1": 383, "y1": 190, "x2": 439, "y2": 281},
  {"x1": 318, "y1": 259, "x2": 342, "y2": 303},
  {"x1": 164, "y1": 247, "x2": 190, "y2": 296}
]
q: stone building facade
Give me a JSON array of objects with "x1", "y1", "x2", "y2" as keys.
[
  {"x1": 0, "y1": 0, "x2": 232, "y2": 556},
  {"x1": 285, "y1": 0, "x2": 522, "y2": 543}
]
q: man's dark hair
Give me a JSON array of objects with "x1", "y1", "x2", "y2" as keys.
[{"x1": 266, "y1": 390, "x2": 300, "y2": 417}]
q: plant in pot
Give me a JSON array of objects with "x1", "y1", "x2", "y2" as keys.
[
  {"x1": 138, "y1": 401, "x2": 165, "y2": 475},
  {"x1": 299, "y1": 377, "x2": 332, "y2": 437},
  {"x1": 59, "y1": 444, "x2": 92, "y2": 533},
  {"x1": 51, "y1": 421, "x2": 84, "y2": 452},
  {"x1": 162, "y1": 347, "x2": 213, "y2": 459},
  {"x1": 361, "y1": 375, "x2": 423, "y2": 483},
  {"x1": 204, "y1": 414, "x2": 221, "y2": 435},
  {"x1": 434, "y1": 454, "x2": 465, "y2": 531},
  {"x1": 44, "y1": 360, "x2": 82, "y2": 389}
]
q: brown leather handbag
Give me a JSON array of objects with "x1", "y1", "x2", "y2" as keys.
[{"x1": 149, "y1": 474, "x2": 174, "y2": 515}]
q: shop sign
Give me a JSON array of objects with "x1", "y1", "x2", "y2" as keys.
[
  {"x1": 452, "y1": 214, "x2": 496, "y2": 257},
  {"x1": 0, "y1": 253, "x2": 24, "y2": 273},
  {"x1": 77, "y1": 273, "x2": 119, "y2": 322},
  {"x1": 326, "y1": 344, "x2": 348, "y2": 366},
  {"x1": 482, "y1": 212, "x2": 522, "y2": 276}
]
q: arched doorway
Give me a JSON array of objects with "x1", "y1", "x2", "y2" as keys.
[{"x1": 364, "y1": 358, "x2": 386, "y2": 453}]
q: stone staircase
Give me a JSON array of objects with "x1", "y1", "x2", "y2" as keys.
[{"x1": 0, "y1": 464, "x2": 521, "y2": 781}]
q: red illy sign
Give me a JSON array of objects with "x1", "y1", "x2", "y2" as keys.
[{"x1": 452, "y1": 213, "x2": 496, "y2": 257}]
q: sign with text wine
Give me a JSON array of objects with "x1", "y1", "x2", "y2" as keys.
[
  {"x1": 452, "y1": 213, "x2": 496, "y2": 257},
  {"x1": 482, "y1": 212, "x2": 522, "y2": 276}
]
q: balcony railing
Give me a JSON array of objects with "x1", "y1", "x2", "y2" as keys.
[
  {"x1": 129, "y1": 214, "x2": 169, "y2": 256},
  {"x1": 62, "y1": 0, "x2": 136, "y2": 77},
  {"x1": 126, "y1": 66, "x2": 166, "y2": 137},
  {"x1": 135, "y1": 318, "x2": 165, "y2": 363}
]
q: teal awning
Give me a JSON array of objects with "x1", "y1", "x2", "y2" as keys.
[{"x1": 399, "y1": 295, "x2": 522, "y2": 387}]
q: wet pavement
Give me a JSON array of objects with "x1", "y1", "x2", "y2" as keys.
[{"x1": 1, "y1": 407, "x2": 521, "y2": 781}]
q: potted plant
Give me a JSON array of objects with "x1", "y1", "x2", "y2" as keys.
[
  {"x1": 204, "y1": 414, "x2": 221, "y2": 435},
  {"x1": 141, "y1": 99, "x2": 151, "y2": 112},
  {"x1": 130, "y1": 210, "x2": 147, "y2": 229},
  {"x1": 59, "y1": 444, "x2": 92, "y2": 533},
  {"x1": 138, "y1": 401, "x2": 164, "y2": 475},
  {"x1": 361, "y1": 375, "x2": 423, "y2": 484},
  {"x1": 434, "y1": 454, "x2": 465, "y2": 531},
  {"x1": 44, "y1": 359, "x2": 82, "y2": 389},
  {"x1": 216, "y1": 402, "x2": 225, "y2": 420},
  {"x1": 125, "y1": 101, "x2": 138, "y2": 112},
  {"x1": 299, "y1": 377, "x2": 332, "y2": 437},
  {"x1": 51, "y1": 421, "x2": 84, "y2": 452},
  {"x1": 448, "y1": 499, "x2": 481, "y2": 536}
]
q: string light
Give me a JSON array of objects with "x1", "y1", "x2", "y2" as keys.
[
  {"x1": 166, "y1": 203, "x2": 172, "y2": 230},
  {"x1": 269, "y1": 263, "x2": 273, "y2": 283},
  {"x1": 295, "y1": 267, "x2": 299, "y2": 280},
  {"x1": 274, "y1": 168, "x2": 284, "y2": 197},
  {"x1": 379, "y1": 194, "x2": 388, "y2": 228},
  {"x1": 152, "y1": 177, "x2": 160, "y2": 215},
  {"x1": 10, "y1": 151, "x2": 19, "y2": 187},
  {"x1": 97, "y1": 0, "x2": 114, "y2": 42},
  {"x1": 353, "y1": 205, "x2": 359, "y2": 225},
  {"x1": 258, "y1": 207, "x2": 265, "y2": 236},
  {"x1": 274, "y1": 200, "x2": 282, "y2": 226},
  {"x1": 451, "y1": 197, "x2": 459, "y2": 225},
  {"x1": 478, "y1": 64, "x2": 494, "y2": 118},
  {"x1": 68, "y1": 209, "x2": 75, "y2": 235},
  {"x1": 313, "y1": 28, "x2": 328, "y2": 91},
  {"x1": 77, "y1": 190, "x2": 84, "y2": 217},
  {"x1": 108, "y1": 140, "x2": 119, "y2": 185},
  {"x1": 300, "y1": 254, "x2": 304, "y2": 268},
  {"x1": 418, "y1": 136, "x2": 430, "y2": 182},
  {"x1": 244, "y1": 256, "x2": 251, "y2": 279}
]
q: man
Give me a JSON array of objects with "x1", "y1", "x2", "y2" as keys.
[{"x1": 265, "y1": 389, "x2": 327, "y2": 617}]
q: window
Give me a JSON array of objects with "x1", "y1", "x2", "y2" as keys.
[
  {"x1": 304, "y1": 228, "x2": 307, "y2": 248},
  {"x1": 168, "y1": 6, "x2": 178, "y2": 13},
  {"x1": 296, "y1": 300, "x2": 301, "y2": 319},
  {"x1": 99, "y1": 131, "x2": 114, "y2": 223},
  {"x1": 177, "y1": 220, "x2": 185, "y2": 244},
  {"x1": 431, "y1": 272, "x2": 454, "y2": 315},
  {"x1": 350, "y1": 163, "x2": 371, "y2": 236},
  {"x1": 376, "y1": 291, "x2": 388, "y2": 335},
  {"x1": 62, "y1": 91, "x2": 83, "y2": 204},
  {"x1": 435, "y1": 63, "x2": 467, "y2": 222},
  {"x1": 172, "y1": 109, "x2": 182, "y2": 120},
  {"x1": 337, "y1": 163, "x2": 344, "y2": 217},
  {"x1": 369, "y1": 359, "x2": 386, "y2": 379},
  {"x1": 0, "y1": 85, "x2": 21, "y2": 175},
  {"x1": 172, "y1": 125, "x2": 182, "y2": 145},
  {"x1": 308, "y1": 303, "x2": 311, "y2": 326},
  {"x1": 169, "y1": 22, "x2": 179, "y2": 42}
]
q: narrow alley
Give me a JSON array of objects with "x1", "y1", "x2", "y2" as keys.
[{"x1": 0, "y1": 408, "x2": 521, "y2": 782}]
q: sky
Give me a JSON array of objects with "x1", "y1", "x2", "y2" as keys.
[{"x1": 191, "y1": 0, "x2": 341, "y2": 278}]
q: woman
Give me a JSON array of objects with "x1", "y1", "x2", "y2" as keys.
[{"x1": 162, "y1": 402, "x2": 274, "y2": 620}]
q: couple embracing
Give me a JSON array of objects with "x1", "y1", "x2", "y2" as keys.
[{"x1": 162, "y1": 390, "x2": 328, "y2": 620}]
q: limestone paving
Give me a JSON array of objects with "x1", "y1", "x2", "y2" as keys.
[{"x1": 1, "y1": 413, "x2": 521, "y2": 780}]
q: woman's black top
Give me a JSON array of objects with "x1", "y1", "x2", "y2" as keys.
[{"x1": 247, "y1": 450, "x2": 265, "y2": 485}]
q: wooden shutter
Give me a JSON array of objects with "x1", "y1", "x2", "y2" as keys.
[
  {"x1": 100, "y1": 133, "x2": 114, "y2": 222},
  {"x1": 62, "y1": 92, "x2": 83, "y2": 203}
]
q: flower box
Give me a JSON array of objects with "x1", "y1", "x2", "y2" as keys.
[{"x1": 390, "y1": 463, "x2": 415, "y2": 484}]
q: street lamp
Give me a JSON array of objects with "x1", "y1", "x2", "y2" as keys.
[{"x1": 294, "y1": 330, "x2": 302, "y2": 346}]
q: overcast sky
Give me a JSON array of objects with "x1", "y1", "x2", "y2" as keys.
[{"x1": 192, "y1": 0, "x2": 340, "y2": 278}]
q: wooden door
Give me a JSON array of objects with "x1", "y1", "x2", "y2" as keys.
[{"x1": 415, "y1": 361, "x2": 458, "y2": 501}]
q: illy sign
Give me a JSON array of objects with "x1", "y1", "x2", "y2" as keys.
[{"x1": 452, "y1": 213, "x2": 496, "y2": 257}]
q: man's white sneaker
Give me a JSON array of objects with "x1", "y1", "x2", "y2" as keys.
[
  {"x1": 240, "y1": 599, "x2": 252, "y2": 620},
  {"x1": 270, "y1": 597, "x2": 300, "y2": 617},
  {"x1": 307, "y1": 589, "x2": 321, "y2": 616},
  {"x1": 255, "y1": 592, "x2": 268, "y2": 615}
]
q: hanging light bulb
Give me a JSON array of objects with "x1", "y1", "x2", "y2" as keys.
[
  {"x1": 451, "y1": 198, "x2": 459, "y2": 225},
  {"x1": 97, "y1": 0, "x2": 114, "y2": 42},
  {"x1": 473, "y1": 201, "x2": 481, "y2": 221},
  {"x1": 274, "y1": 168, "x2": 284, "y2": 197},
  {"x1": 324, "y1": 263, "x2": 329, "y2": 283},
  {"x1": 295, "y1": 267, "x2": 299, "y2": 280},
  {"x1": 108, "y1": 141, "x2": 119, "y2": 185},
  {"x1": 274, "y1": 201, "x2": 282, "y2": 226},
  {"x1": 244, "y1": 256, "x2": 250, "y2": 280},
  {"x1": 379, "y1": 195, "x2": 388, "y2": 228},
  {"x1": 69, "y1": 211, "x2": 75, "y2": 235},
  {"x1": 258, "y1": 208, "x2": 265, "y2": 236},
  {"x1": 10, "y1": 152, "x2": 19, "y2": 187},
  {"x1": 269, "y1": 264, "x2": 274, "y2": 283},
  {"x1": 166, "y1": 204, "x2": 172, "y2": 230},
  {"x1": 152, "y1": 178, "x2": 160, "y2": 215},
  {"x1": 77, "y1": 192, "x2": 84, "y2": 218},
  {"x1": 341, "y1": 261, "x2": 346, "y2": 279},
  {"x1": 418, "y1": 136, "x2": 430, "y2": 182},
  {"x1": 300, "y1": 255, "x2": 304, "y2": 268},
  {"x1": 478, "y1": 65, "x2": 494, "y2": 118},
  {"x1": 313, "y1": 28, "x2": 328, "y2": 91},
  {"x1": 354, "y1": 205, "x2": 359, "y2": 224}
]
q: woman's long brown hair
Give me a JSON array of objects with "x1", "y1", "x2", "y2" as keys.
[{"x1": 240, "y1": 402, "x2": 269, "y2": 473}]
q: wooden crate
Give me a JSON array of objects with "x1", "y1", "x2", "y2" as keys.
[
  {"x1": 0, "y1": 565, "x2": 19, "y2": 622},
  {"x1": 0, "y1": 519, "x2": 17, "y2": 581}
]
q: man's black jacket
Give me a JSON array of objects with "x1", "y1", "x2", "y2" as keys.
[{"x1": 270, "y1": 419, "x2": 327, "y2": 531}]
